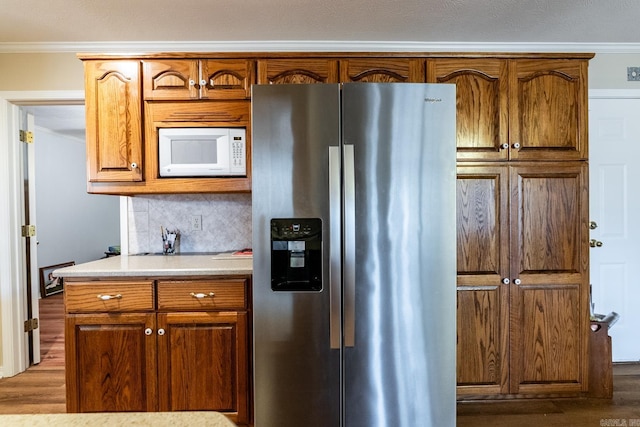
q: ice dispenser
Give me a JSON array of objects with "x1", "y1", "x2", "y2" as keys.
[{"x1": 271, "y1": 218, "x2": 322, "y2": 291}]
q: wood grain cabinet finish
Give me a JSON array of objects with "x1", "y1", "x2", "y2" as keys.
[
  {"x1": 456, "y1": 162, "x2": 590, "y2": 397},
  {"x1": 64, "y1": 278, "x2": 252, "y2": 426},
  {"x1": 84, "y1": 60, "x2": 143, "y2": 182},
  {"x1": 156, "y1": 279, "x2": 250, "y2": 423},
  {"x1": 257, "y1": 59, "x2": 339, "y2": 84},
  {"x1": 508, "y1": 162, "x2": 589, "y2": 395},
  {"x1": 456, "y1": 165, "x2": 509, "y2": 395},
  {"x1": 509, "y1": 59, "x2": 588, "y2": 161},
  {"x1": 428, "y1": 59, "x2": 508, "y2": 161},
  {"x1": 256, "y1": 58, "x2": 424, "y2": 84},
  {"x1": 65, "y1": 312, "x2": 157, "y2": 413},
  {"x1": 428, "y1": 58, "x2": 589, "y2": 162},
  {"x1": 339, "y1": 58, "x2": 425, "y2": 83},
  {"x1": 143, "y1": 59, "x2": 254, "y2": 100}
]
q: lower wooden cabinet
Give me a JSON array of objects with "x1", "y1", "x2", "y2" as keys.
[
  {"x1": 64, "y1": 277, "x2": 251, "y2": 426},
  {"x1": 157, "y1": 311, "x2": 249, "y2": 418}
]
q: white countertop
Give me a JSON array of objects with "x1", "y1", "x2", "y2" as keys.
[
  {"x1": 53, "y1": 254, "x2": 252, "y2": 278},
  {"x1": 0, "y1": 411, "x2": 237, "y2": 426}
]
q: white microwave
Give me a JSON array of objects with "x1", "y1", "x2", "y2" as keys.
[{"x1": 158, "y1": 127, "x2": 246, "y2": 177}]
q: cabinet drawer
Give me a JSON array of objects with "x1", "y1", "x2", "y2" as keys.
[
  {"x1": 65, "y1": 281, "x2": 154, "y2": 313},
  {"x1": 157, "y1": 279, "x2": 247, "y2": 311}
]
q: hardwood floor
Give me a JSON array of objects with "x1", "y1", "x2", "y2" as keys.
[
  {"x1": 458, "y1": 363, "x2": 640, "y2": 427},
  {"x1": 1, "y1": 293, "x2": 639, "y2": 425},
  {"x1": 0, "y1": 293, "x2": 65, "y2": 414}
]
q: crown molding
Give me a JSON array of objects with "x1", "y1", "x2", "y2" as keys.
[{"x1": 2, "y1": 40, "x2": 640, "y2": 54}]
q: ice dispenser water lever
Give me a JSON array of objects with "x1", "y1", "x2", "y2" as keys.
[{"x1": 271, "y1": 218, "x2": 322, "y2": 291}]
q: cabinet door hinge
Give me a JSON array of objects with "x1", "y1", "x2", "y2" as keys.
[
  {"x1": 21, "y1": 224, "x2": 36, "y2": 237},
  {"x1": 19, "y1": 130, "x2": 34, "y2": 143},
  {"x1": 24, "y1": 318, "x2": 39, "y2": 332}
]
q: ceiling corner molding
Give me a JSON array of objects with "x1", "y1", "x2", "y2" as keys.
[{"x1": 3, "y1": 40, "x2": 640, "y2": 54}]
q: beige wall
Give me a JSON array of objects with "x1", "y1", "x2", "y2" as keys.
[
  {"x1": 590, "y1": 53, "x2": 640, "y2": 89},
  {"x1": 0, "y1": 52, "x2": 84, "y2": 91}
]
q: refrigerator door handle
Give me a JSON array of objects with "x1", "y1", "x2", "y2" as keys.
[
  {"x1": 329, "y1": 146, "x2": 341, "y2": 349},
  {"x1": 344, "y1": 144, "x2": 356, "y2": 348}
]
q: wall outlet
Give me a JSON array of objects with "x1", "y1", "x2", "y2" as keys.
[
  {"x1": 627, "y1": 67, "x2": 640, "y2": 81},
  {"x1": 190, "y1": 215, "x2": 202, "y2": 231}
]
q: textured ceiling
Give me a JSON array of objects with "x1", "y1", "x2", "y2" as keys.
[{"x1": 1, "y1": 0, "x2": 639, "y2": 47}]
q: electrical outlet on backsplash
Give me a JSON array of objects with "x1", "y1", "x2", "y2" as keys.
[{"x1": 126, "y1": 193, "x2": 252, "y2": 254}]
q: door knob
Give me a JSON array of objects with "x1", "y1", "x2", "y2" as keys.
[
  {"x1": 590, "y1": 239, "x2": 603, "y2": 248},
  {"x1": 590, "y1": 221, "x2": 598, "y2": 230}
]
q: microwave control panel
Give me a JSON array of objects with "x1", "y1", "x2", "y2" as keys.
[{"x1": 230, "y1": 128, "x2": 246, "y2": 172}]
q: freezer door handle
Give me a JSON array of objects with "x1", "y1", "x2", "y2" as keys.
[
  {"x1": 329, "y1": 146, "x2": 341, "y2": 349},
  {"x1": 344, "y1": 144, "x2": 356, "y2": 348}
]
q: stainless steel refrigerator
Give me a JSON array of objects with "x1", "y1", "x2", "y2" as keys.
[{"x1": 251, "y1": 83, "x2": 456, "y2": 427}]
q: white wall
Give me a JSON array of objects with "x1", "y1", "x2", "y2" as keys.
[{"x1": 34, "y1": 126, "x2": 119, "y2": 273}]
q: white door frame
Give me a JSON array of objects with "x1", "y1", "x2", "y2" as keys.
[{"x1": 0, "y1": 90, "x2": 84, "y2": 377}]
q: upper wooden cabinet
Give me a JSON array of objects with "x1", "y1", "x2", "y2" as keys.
[
  {"x1": 510, "y1": 59, "x2": 588, "y2": 161},
  {"x1": 257, "y1": 59, "x2": 339, "y2": 84},
  {"x1": 257, "y1": 57, "x2": 424, "y2": 84},
  {"x1": 427, "y1": 58, "x2": 589, "y2": 162},
  {"x1": 339, "y1": 58, "x2": 425, "y2": 82},
  {"x1": 81, "y1": 58, "x2": 252, "y2": 195},
  {"x1": 143, "y1": 59, "x2": 254, "y2": 100},
  {"x1": 80, "y1": 53, "x2": 592, "y2": 196},
  {"x1": 84, "y1": 60, "x2": 143, "y2": 182}
]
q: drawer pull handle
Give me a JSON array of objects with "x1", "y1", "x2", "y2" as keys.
[
  {"x1": 190, "y1": 292, "x2": 215, "y2": 299},
  {"x1": 97, "y1": 294, "x2": 122, "y2": 301}
]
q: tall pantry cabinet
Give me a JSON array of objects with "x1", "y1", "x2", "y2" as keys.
[{"x1": 428, "y1": 55, "x2": 592, "y2": 397}]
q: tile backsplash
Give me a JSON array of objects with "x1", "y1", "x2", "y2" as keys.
[{"x1": 127, "y1": 193, "x2": 252, "y2": 254}]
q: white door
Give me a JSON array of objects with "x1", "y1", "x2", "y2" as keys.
[{"x1": 589, "y1": 92, "x2": 640, "y2": 362}]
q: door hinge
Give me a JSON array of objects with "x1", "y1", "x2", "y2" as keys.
[
  {"x1": 21, "y1": 224, "x2": 36, "y2": 237},
  {"x1": 24, "y1": 318, "x2": 39, "y2": 333},
  {"x1": 19, "y1": 130, "x2": 34, "y2": 143}
]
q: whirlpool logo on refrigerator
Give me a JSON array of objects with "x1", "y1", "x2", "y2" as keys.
[{"x1": 424, "y1": 97, "x2": 443, "y2": 103}]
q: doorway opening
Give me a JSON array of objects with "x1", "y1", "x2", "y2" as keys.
[{"x1": 0, "y1": 91, "x2": 121, "y2": 378}]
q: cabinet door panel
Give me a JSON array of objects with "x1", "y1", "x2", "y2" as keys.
[
  {"x1": 143, "y1": 60, "x2": 198, "y2": 100},
  {"x1": 519, "y1": 286, "x2": 582, "y2": 381},
  {"x1": 85, "y1": 60, "x2": 143, "y2": 182},
  {"x1": 511, "y1": 284, "x2": 584, "y2": 394},
  {"x1": 456, "y1": 287, "x2": 506, "y2": 390},
  {"x1": 456, "y1": 165, "x2": 508, "y2": 275},
  {"x1": 511, "y1": 163, "x2": 588, "y2": 276},
  {"x1": 257, "y1": 59, "x2": 339, "y2": 84},
  {"x1": 157, "y1": 312, "x2": 249, "y2": 424},
  {"x1": 339, "y1": 58, "x2": 425, "y2": 82},
  {"x1": 428, "y1": 59, "x2": 508, "y2": 161},
  {"x1": 456, "y1": 165, "x2": 509, "y2": 394},
  {"x1": 510, "y1": 59, "x2": 588, "y2": 161},
  {"x1": 509, "y1": 163, "x2": 589, "y2": 394},
  {"x1": 201, "y1": 60, "x2": 254, "y2": 100},
  {"x1": 65, "y1": 313, "x2": 157, "y2": 412}
]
